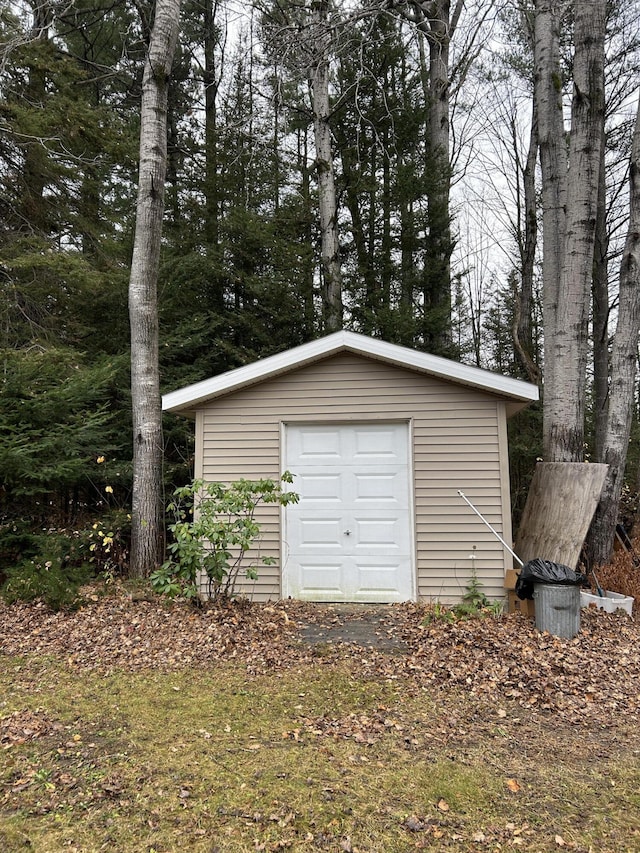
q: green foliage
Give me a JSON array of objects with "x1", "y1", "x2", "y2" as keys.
[
  {"x1": 332, "y1": 13, "x2": 455, "y2": 354},
  {"x1": 508, "y1": 402, "x2": 543, "y2": 530},
  {"x1": 0, "y1": 517, "x2": 43, "y2": 575},
  {"x1": 452, "y1": 570, "x2": 503, "y2": 620},
  {"x1": 422, "y1": 600, "x2": 456, "y2": 625},
  {"x1": 85, "y1": 510, "x2": 131, "y2": 582},
  {"x1": 423, "y1": 571, "x2": 503, "y2": 625},
  {"x1": 151, "y1": 474, "x2": 299, "y2": 600},
  {"x1": 0, "y1": 348, "x2": 127, "y2": 504},
  {"x1": 0, "y1": 531, "x2": 93, "y2": 610}
]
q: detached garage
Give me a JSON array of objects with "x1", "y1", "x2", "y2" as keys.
[{"x1": 162, "y1": 331, "x2": 538, "y2": 604}]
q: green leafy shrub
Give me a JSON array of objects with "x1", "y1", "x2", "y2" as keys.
[
  {"x1": 422, "y1": 601, "x2": 456, "y2": 625},
  {"x1": 423, "y1": 571, "x2": 503, "y2": 625},
  {"x1": 0, "y1": 517, "x2": 43, "y2": 580},
  {"x1": 151, "y1": 474, "x2": 299, "y2": 600},
  {"x1": 1, "y1": 532, "x2": 93, "y2": 610},
  {"x1": 452, "y1": 569, "x2": 503, "y2": 619},
  {"x1": 1, "y1": 555, "x2": 92, "y2": 610}
]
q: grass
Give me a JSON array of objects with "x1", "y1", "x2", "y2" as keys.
[{"x1": 1, "y1": 655, "x2": 640, "y2": 852}]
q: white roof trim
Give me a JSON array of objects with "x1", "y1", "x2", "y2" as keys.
[{"x1": 162, "y1": 330, "x2": 539, "y2": 413}]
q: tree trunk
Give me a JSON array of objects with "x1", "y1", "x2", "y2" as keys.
[
  {"x1": 21, "y1": 0, "x2": 53, "y2": 234},
  {"x1": 537, "y1": 0, "x2": 606, "y2": 462},
  {"x1": 204, "y1": 0, "x2": 221, "y2": 251},
  {"x1": 592, "y1": 140, "x2": 610, "y2": 462},
  {"x1": 310, "y1": 0, "x2": 342, "y2": 333},
  {"x1": 534, "y1": 0, "x2": 566, "y2": 456},
  {"x1": 512, "y1": 104, "x2": 541, "y2": 385},
  {"x1": 128, "y1": 0, "x2": 181, "y2": 579},
  {"x1": 298, "y1": 127, "x2": 316, "y2": 336},
  {"x1": 589, "y1": 99, "x2": 640, "y2": 566},
  {"x1": 423, "y1": 1, "x2": 455, "y2": 349}
]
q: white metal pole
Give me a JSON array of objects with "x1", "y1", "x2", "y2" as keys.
[{"x1": 457, "y1": 490, "x2": 524, "y2": 567}]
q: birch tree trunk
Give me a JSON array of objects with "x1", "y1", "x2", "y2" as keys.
[
  {"x1": 534, "y1": 0, "x2": 566, "y2": 455},
  {"x1": 536, "y1": 0, "x2": 606, "y2": 462},
  {"x1": 310, "y1": 0, "x2": 342, "y2": 333},
  {"x1": 589, "y1": 100, "x2": 640, "y2": 566},
  {"x1": 128, "y1": 0, "x2": 181, "y2": 579},
  {"x1": 592, "y1": 143, "x2": 610, "y2": 462}
]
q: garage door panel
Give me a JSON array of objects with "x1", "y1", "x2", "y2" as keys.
[
  {"x1": 354, "y1": 561, "x2": 407, "y2": 596},
  {"x1": 298, "y1": 563, "x2": 343, "y2": 595},
  {"x1": 296, "y1": 560, "x2": 408, "y2": 601},
  {"x1": 292, "y1": 427, "x2": 342, "y2": 464},
  {"x1": 296, "y1": 473, "x2": 342, "y2": 502},
  {"x1": 353, "y1": 472, "x2": 409, "y2": 504},
  {"x1": 354, "y1": 517, "x2": 403, "y2": 547},
  {"x1": 298, "y1": 517, "x2": 342, "y2": 547},
  {"x1": 352, "y1": 427, "x2": 407, "y2": 462}
]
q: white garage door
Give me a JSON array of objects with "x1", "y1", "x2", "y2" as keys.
[{"x1": 283, "y1": 423, "x2": 414, "y2": 602}]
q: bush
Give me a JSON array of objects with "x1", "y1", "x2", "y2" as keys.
[
  {"x1": 452, "y1": 569, "x2": 503, "y2": 619},
  {"x1": 0, "y1": 530, "x2": 93, "y2": 610},
  {"x1": 1, "y1": 560, "x2": 92, "y2": 611},
  {"x1": 85, "y1": 509, "x2": 131, "y2": 581},
  {"x1": 0, "y1": 517, "x2": 43, "y2": 582},
  {"x1": 422, "y1": 570, "x2": 502, "y2": 625},
  {"x1": 151, "y1": 475, "x2": 299, "y2": 600}
]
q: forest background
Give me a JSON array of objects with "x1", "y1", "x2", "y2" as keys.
[{"x1": 1, "y1": 0, "x2": 639, "y2": 592}]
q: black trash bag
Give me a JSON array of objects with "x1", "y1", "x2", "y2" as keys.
[{"x1": 515, "y1": 558, "x2": 588, "y2": 600}]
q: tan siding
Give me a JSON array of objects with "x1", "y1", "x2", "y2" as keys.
[
  {"x1": 194, "y1": 410, "x2": 204, "y2": 479},
  {"x1": 196, "y1": 352, "x2": 514, "y2": 603},
  {"x1": 497, "y1": 402, "x2": 514, "y2": 571}
]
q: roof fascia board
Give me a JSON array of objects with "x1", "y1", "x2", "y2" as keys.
[
  {"x1": 162, "y1": 330, "x2": 539, "y2": 413},
  {"x1": 339, "y1": 332, "x2": 538, "y2": 403},
  {"x1": 162, "y1": 334, "x2": 345, "y2": 412}
]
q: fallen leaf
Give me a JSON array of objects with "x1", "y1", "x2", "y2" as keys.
[
  {"x1": 506, "y1": 778, "x2": 521, "y2": 793},
  {"x1": 555, "y1": 835, "x2": 565, "y2": 847},
  {"x1": 101, "y1": 778, "x2": 123, "y2": 795},
  {"x1": 437, "y1": 797, "x2": 450, "y2": 812}
]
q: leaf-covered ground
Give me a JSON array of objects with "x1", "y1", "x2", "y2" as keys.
[
  {"x1": 1, "y1": 592, "x2": 639, "y2": 724},
  {"x1": 2, "y1": 592, "x2": 640, "y2": 852}
]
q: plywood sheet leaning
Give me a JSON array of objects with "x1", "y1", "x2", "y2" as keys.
[{"x1": 514, "y1": 462, "x2": 609, "y2": 568}]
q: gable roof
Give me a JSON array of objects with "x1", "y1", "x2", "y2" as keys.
[{"x1": 162, "y1": 330, "x2": 539, "y2": 416}]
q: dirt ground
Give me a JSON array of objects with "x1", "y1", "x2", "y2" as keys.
[{"x1": 295, "y1": 604, "x2": 410, "y2": 651}]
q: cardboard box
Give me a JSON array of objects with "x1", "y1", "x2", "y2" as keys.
[
  {"x1": 508, "y1": 590, "x2": 535, "y2": 618},
  {"x1": 504, "y1": 569, "x2": 520, "y2": 591}
]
